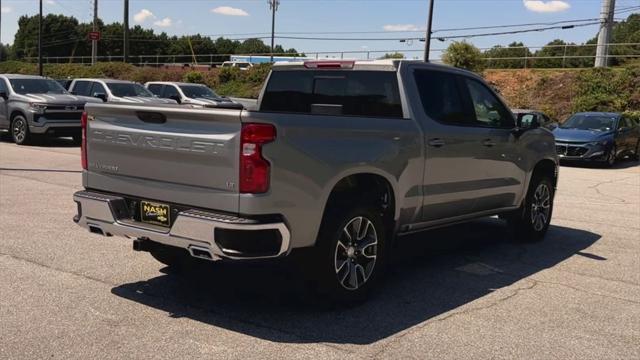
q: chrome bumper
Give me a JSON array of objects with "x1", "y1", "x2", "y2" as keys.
[{"x1": 73, "y1": 191, "x2": 291, "y2": 261}]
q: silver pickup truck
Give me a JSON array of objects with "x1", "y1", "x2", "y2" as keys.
[
  {"x1": 0, "y1": 74, "x2": 102, "y2": 144},
  {"x1": 73, "y1": 60, "x2": 558, "y2": 302}
]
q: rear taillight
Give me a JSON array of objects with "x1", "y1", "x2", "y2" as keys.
[
  {"x1": 240, "y1": 123, "x2": 276, "y2": 194},
  {"x1": 81, "y1": 111, "x2": 87, "y2": 170}
]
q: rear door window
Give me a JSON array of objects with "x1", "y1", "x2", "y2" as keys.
[
  {"x1": 261, "y1": 70, "x2": 403, "y2": 118},
  {"x1": 72, "y1": 81, "x2": 92, "y2": 96},
  {"x1": 90, "y1": 82, "x2": 107, "y2": 96},
  {"x1": 162, "y1": 85, "x2": 180, "y2": 99},
  {"x1": 147, "y1": 84, "x2": 163, "y2": 96}
]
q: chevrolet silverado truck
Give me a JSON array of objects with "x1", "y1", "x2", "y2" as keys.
[
  {"x1": 0, "y1": 74, "x2": 102, "y2": 145},
  {"x1": 73, "y1": 60, "x2": 558, "y2": 302},
  {"x1": 68, "y1": 78, "x2": 177, "y2": 105}
]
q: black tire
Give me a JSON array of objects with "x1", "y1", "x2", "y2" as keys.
[
  {"x1": 633, "y1": 141, "x2": 640, "y2": 161},
  {"x1": 605, "y1": 146, "x2": 617, "y2": 168},
  {"x1": 305, "y1": 206, "x2": 387, "y2": 305},
  {"x1": 11, "y1": 115, "x2": 32, "y2": 145},
  {"x1": 507, "y1": 175, "x2": 555, "y2": 242},
  {"x1": 71, "y1": 134, "x2": 82, "y2": 146}
]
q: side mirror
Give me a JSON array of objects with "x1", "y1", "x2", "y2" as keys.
[
  {"x1": 0, "y1": 91, "x2": 7, "y2": 100},
  {"x1": 169, "y1": 94, "x2": 182, "y2": 104},
  {"x1": 93, "y1": 92, "x2": 108, "y2": 102}
]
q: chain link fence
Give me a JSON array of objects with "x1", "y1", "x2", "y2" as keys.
[{"x1": 21, "y1": 42, "x2": 639, "y2": 69}]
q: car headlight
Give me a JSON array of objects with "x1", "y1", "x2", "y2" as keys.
[
  {"x1": 29, "y1": 103, "x2": 47, "y2": 114},
  {"x1": 587, "y1": 140, "x2": 609, "y2": 147}
]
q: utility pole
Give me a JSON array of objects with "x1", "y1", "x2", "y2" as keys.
[
  {"x1": 423, "y1": 0, "x2": 435, "y2": 62},
  {"x1": 123, "y1": 0, "x2": 129, "y2": 63},
  {"x1": 38, "y1": 0, "x2": 43, "y2": 75},
  {"x1": 92, "y1": 0, "x2": 98, "y2": 65},
  {"x1": 268, "y1": 0, "x2": 280, "y2": 63},
  {"x1": 595, "y1": 0, "x2": 615, "y2": 67}
]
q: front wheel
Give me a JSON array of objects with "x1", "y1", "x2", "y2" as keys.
[
  {"x1": 605, "y1": 146, "x2": 617, "y2": 167},
  {"x1": 11, "y1": 115, "x2": 33, "y2": 145},
  {"x1": 507, "y1": 176, "x2": 555, "y2": 242},
  {"x1": 308, "y1": 207, "x2": 387, "y2": 304}
]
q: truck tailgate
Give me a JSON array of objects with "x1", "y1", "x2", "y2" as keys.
[{"x1": 84, "y1": 103, "x2": 242, "y2": 213}]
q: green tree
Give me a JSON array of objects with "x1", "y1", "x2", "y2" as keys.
[
  {"x1": 0, "y1": 44, "x2": 12, "y2": 61},
  {"x1": 608, "y1": 13, "x2": 640, "y2": 66},
  {"x1": 442, "y1": 41, "x2": 484, "y2": 72},
  {"x1": 6, "y1": 14, "x2": 297, "y2": 63},
  {"x1": 483, "y1": 42, "x2": 531, "y2": 69},
  {"x1": 236, "y1": 38, "x2": 271, "y2": 54},
  {"x1": 13, "y1": 14, "x2": 82, "y2": 59}
]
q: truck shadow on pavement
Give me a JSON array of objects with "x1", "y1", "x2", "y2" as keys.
[
  {"x1": 0, "y1": 132, "x2": 78, "y2": 147},
  {"x1": 111, "y1": 218, "x2": 600, "y2": 345}
]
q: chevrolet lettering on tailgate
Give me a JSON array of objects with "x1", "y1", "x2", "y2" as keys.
[{"x1": 90, "y1": 129, "x2": 226, "y2": 155}]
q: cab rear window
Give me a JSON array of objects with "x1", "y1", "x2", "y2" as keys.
[{"x1": 261, "y1": 70, "x2": 403, "y2": 118}]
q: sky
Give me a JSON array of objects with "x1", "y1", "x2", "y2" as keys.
[{"x1": 1, "y1": 0, "x2": 639, "y2": 59}]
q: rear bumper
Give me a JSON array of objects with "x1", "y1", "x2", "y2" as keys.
[{"x1": 73, "y1": 190, "x2": 291, "y2": 261}]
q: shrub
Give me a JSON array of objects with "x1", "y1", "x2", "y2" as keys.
[
  {"x1": 183, "y1": 71, "x2": 205, "y2": 84},
  {"x1": 218, "y1": 67, "x2": 241, "y2": 83},
  {"x1": 624, "y1": 111, "x2": 640, "y2": 123},
  {"x1": 572, "y1": 66, "x2": 639, "y2": 113},
  {"x1": 0, "y1": 61, "x2": 36, "y2": 74}
]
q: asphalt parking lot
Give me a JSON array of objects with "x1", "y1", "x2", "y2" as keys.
[{"x1": 1, "y1": 137, "x2": 638, "y2": 359}]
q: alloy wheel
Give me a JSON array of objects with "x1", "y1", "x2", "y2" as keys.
[
  {"x1": 12, "y1": 118, "x2": 26, "y2": 144},
  {"x1": 334, "y1": 216, "x2": 378, "y2": 291},
  {"x1": 530, "y1": 183, "x2": 551, "y2": 232}
]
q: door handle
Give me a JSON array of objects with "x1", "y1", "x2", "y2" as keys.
[
  {"x1": 482, "y1": 139, "x2": 496, "y2": 147},
  {"x1": 428, "y1": 138, "x2": 445, "y2": 148}
]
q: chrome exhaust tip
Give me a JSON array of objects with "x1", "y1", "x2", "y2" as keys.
[{"x1": 188, "y1": 245, "x2": 215, "y2": 261}]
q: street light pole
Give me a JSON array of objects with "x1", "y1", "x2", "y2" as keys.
[
  {"x1": 595, "y1": 0, "x2": 615, "y2": 67},
  {"x1": 38, "y1": 0, "x2": 43, "y2": 75},
  {"x1": 92, "y1": 0, "x2": 98, "y2": 65},
  {"x1": 268, "y1": 0, "x2": 280, "y2": 63},
  {"x1": 123, "y1": 0, "x2": 129, "y2": 63},
  {"x1": 423, "y1": 0, "x2": 435, "y2": 62}
]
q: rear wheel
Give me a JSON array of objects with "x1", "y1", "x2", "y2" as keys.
[
  {"x1": 11, "y1": 115, "x2": 32, "y2": 145},
  {"x1": 507, "y1": 175, "x2": 554, "y2": 242},
  {"x1": 71, "y1": 134, "x2": 82, "y2": 146},
  {"x1": 306, "y1": 206, "x2": 387, "y2": 305}
]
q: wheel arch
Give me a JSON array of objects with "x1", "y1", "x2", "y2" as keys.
[
  {"x1": 10, "y1": 109, "x2": 27, "y2": 122},
  {"x1": 532, "y1": 158, "x2": 559, "y2": 187},
  {"x1": 319, "y1": 171, "x2": 399, "y2": 241}
]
